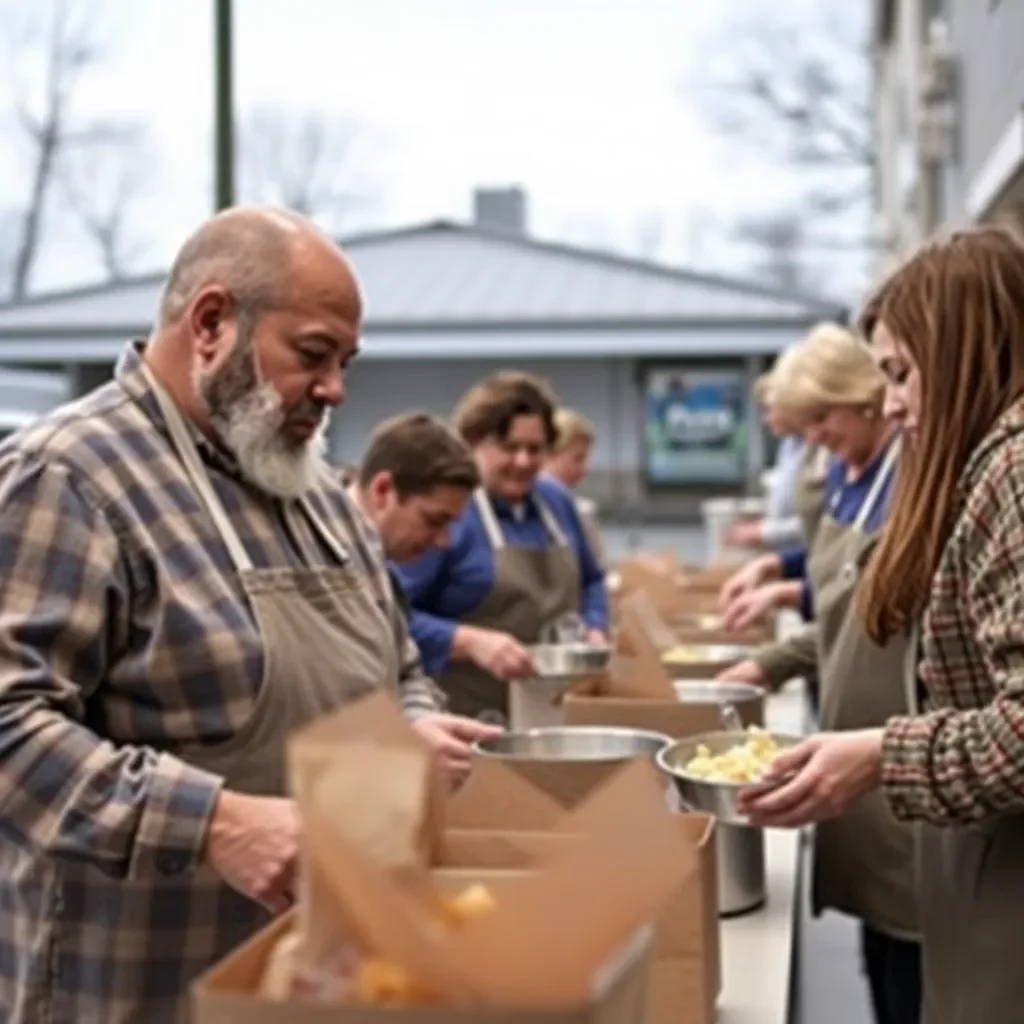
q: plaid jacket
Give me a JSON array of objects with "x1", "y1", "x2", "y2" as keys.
[
  {"x1": 0, "y1": 343, "x2": 438, "y2": 1022},
  {"x1": 883, "y1": 401, "x2": 1024, "y2": 824}
]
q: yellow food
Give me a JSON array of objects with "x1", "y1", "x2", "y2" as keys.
[
  {"x1": 353, "y1": 883, "x2": 498, "y2": 1006},
  {"x1": 662, "y1": 644, "x2": 705, "y2": 663},
  {"x1": 684, "y1": 726, "x2": 781, "y2": 783},
  {"x1": 439, "y1": 883, "x2": 498, "y2": 928}
]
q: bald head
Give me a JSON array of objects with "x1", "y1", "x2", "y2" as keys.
[{"x1": 158, "y1": 205, "x2": 359, "y2": 327}]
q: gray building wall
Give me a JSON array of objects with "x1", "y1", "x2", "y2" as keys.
[
  {"x1": 948, "y1": 0, "x2": 1024, "y2": 219},
  {"x1": 62, "y1": 355, "x2": 769, "y2": 522}
]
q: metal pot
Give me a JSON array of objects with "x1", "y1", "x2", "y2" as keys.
[
  {"x1": 656, "y1": 729, "x2": 803, "y2": 917},
  {"x1": 473, "y1": 726, "x2": 670, "y2": 762},
  {"x1": 509, "y1": 643, "x2": 612, "y2": 730}
]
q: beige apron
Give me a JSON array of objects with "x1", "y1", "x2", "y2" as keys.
[
  {"x1": 142, "y1": 371, "x2": 399, "y2": 1020},
  {"x1": 907, "y1": 635, "x2": 1024, "y2": 1022},
  {"x1": 808, "y1": 440, "x2": 919, "y2": 938},
  {"x1": 795, "y1": 444, "x2": 829, "y2": 547},
  {"x1": 437, "y1": 489, "x2": 580, "y2": 723}
]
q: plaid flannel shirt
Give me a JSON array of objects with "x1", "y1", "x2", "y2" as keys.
[
  {"x1": 0, "y1": 342, "x2": 438, "y2": 1022},
  {"x1": 883, "y1": 401, "x2": 1024, "y2": 824}
]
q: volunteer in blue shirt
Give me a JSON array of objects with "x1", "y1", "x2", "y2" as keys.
[{"x1": 393, "y1": 372, "x2": 608, "y2": 723}]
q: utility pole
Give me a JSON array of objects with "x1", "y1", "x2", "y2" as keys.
[{"x1": 213, "y1": 0, "x2": 235, "y2": 210}]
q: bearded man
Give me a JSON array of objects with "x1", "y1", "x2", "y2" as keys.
[{"x1": 0, "y1": 206, "x2": 498, "y2": 1023}]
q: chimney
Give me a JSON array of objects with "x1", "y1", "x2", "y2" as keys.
[{"x1": 472, "y1": 186, "x2": 528, "y2": 236}]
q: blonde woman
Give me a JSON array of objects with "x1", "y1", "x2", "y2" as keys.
[
  {"x1": 720, "y1": 323, "x2": 898, "y2": 634},
  {"x1": 543, "y1": 408, "x2": 606, "y2": 568},
  {"x1": 727, "y1": 369, "x2": 813, "y2": 551},
  {"x1": 719, "y1": 321, "x2": 919, "y2": 1022}
]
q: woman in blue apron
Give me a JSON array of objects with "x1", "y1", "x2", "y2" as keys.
[
  {"x1": 737, "y1": 226, "x2": 1024, "y2": 1024},
  {"x1": 394, "y1": 372, "x2": 608, "y2": 724},
  {"x1": 720, "y1": 328, "x2": 920, "y2": 1022}
]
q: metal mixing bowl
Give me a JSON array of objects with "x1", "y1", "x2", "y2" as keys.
[
  {"x1": 528, "y1": 642, "x2": 611, "y2": 679},
  {"x1": 673, "y1": 681, "x2": 764, "y2": 707},
  {"x1": 473, "y1": 726, "x2": 671, "y2": 762},
  {"x1": 655, "y1": 730, "x2": 804, "y2": 826}
]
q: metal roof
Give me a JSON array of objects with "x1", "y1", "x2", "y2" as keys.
[{"x1": 0, "y1": 219, "x2": 845, "y2": 359}]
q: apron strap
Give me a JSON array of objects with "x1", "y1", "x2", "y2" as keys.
[
  {"x1": 143, "y1": 364, "x2": 255, "y2": 574},
  {"x1": 852, "y1": 435, "x2": 902, "y2": 533},
  {"x1": 474, "y1": 489, "x2": 506, "y2": 550},
  {"x1": 536, "y1": 496, "x2": 570, "y2": 547},
  {"x1": 474, "y1": 489, "x2": 570, "y2": 551}
]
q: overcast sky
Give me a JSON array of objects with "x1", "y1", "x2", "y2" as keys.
[{"x1": 0, "y1": 0, "x2": 863, "y2": 297}]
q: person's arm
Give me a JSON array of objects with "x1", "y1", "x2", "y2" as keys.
[
  {"x1": 778, "y1": 544, "x2": 807, "y2": 581},
  {"x1": 390, "y1": 547, "x2": 459, "y2": 677},
  {"x1": 752, "y1": 626, "x2": 820, "y2": 690},
  {"x1": 385, "y1": 570, "x2": 444, "y2": 717},
  {"x1": 759, "y1": 514, "x2": 804, "y2": 549},
  {"x1": 0, "y1": 457, "x2": 223, "y2": 880},
  {"x1": 882, "y1": 456, "x2": 1024, "y2": 824}
]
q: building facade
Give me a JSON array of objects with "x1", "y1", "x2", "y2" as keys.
[
  {"x1": 0, "y1": 190, "x2": 843, "y2": 521},
  {"x1": 873, "y1": 0, "x2": 1024, "y2": 262}
]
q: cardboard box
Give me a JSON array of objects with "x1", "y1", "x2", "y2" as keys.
[
  {"x1": 449, "y1": 760, "x2": 720, "y2": 1024},
  {"x1": 194, "y1": 693, "x2": 691, "y2": 1023}
]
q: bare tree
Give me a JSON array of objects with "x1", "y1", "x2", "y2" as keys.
[
  {"x1": 57, "y1": 124, "x2": 150, "y2": 280},
  {"x1": 734, "y1": 210, "x2": 818, "y2": 294},
  {"x1": 0, "y1": 0, "x2": 148, "y2": 295},
  {"x1": 238, "y1": 105, "x2": 380, "y2": 231},
  {"x1": 690, "y1": 4, "x2": 873, "y2": 291}
]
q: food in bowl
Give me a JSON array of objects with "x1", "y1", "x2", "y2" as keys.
[
  {"x1": 684, "y1": 726, "x2": 782, "y2": 784},
  {"x1": 662, "y1": 644, "x2": 708, "y2": 664}
]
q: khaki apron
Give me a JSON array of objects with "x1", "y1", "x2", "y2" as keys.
[
  {"x1": 907, "y1": 635, "x2": 1024, "y2": 1022},
  {"x1": 808, "y1": 440, "x2": 919, "y2": 938},
  {"x1": 795, "y1": 443, "x2": 830, "y2": 547},
  {"x1": 127, "y1": 371, "x2": 399, "y2": 1021},
  {"x1": 436, "y1": 489, "x2": 580, "y2": 723}
]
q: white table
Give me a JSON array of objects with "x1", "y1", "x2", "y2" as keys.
[{"x1": 716, "y1": 680, "x2": 807, "y2": 1023}]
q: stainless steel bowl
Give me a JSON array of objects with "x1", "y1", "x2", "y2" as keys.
[
  {"x1": 673, "y1": 681, "x2": 764, "y2": 706},
  {"x1": 655, "y1": 730, "x2": 804, "y2": 826},
  {"x1": 473, "y1": 726, "x2": 671, "y2": 762},
  {"x1": 528, "y1": 642, "x2": 611, "y2": 679}
]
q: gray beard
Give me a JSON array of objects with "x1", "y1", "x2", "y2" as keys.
[{"x1": 193, "y1": 332, "x2": 327, "y2": 499}]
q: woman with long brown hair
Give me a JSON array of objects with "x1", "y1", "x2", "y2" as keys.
[{"x1": 738, "y1": 225, "x2": 1024, "y2": 1024}]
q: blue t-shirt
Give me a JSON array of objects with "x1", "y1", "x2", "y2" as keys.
[
  {"x1": 778, "y1": 436, "x2": 899, "y2": 620},
  {"x1": 392, "y1": 476, "x2": 608, "y2": 676}
]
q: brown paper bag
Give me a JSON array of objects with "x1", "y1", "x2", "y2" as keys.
[{"x1": 282, "y1": 692, "x2": 691, "y2": 1009}]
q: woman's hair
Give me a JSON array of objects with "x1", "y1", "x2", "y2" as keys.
[
  {"x1": 551, "y1": 408, "x2": 595, "y2": 451},
  {"x1": 452, "y1": 371, "x2": 558, "y2": 447},
  {"x1": 857, "y1": 224, "x2": 1024, "y2": 642},
  {"x1": 767, "y1": 322, "x2": 884, "y2": 427}
]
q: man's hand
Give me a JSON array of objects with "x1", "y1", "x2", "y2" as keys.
[
  {"x1": 582, "y1": 627, "x2": 609, "y2": 646},
  {"x1": 413, "y1": 713, "x2": 504, "y2": 785},
  {"x1": 204, "y1": 790, "x2": 301, "y2": 913},
  {"x1": 458, "y1": 626, "x2": 536, "y2": 680}
]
